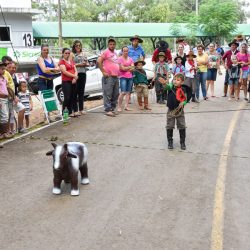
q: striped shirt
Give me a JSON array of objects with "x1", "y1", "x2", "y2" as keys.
[{"x1": 18, "y1": 91, "x2": 31, "y2": 115}]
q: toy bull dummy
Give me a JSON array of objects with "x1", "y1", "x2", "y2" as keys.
[{"x1": 46, "y1": 142, "x2": 89, "y2": 196}]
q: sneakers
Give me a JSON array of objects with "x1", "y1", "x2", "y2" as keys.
[
  {"x1": 18, "y1": 127, "x2": 28, "y2": 133},
  {"x1": 244, "y1": 98, "x2": 248, "y2": 101},
  {"x1": 228, "y1": 97, "x2": 232, "y2": 101}
]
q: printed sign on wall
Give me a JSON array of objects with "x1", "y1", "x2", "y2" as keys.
[{"x1": 22, "y1": 32, "x2": 33, "y2": 47}]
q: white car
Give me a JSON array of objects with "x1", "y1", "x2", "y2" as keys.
[
  {"x1": 54, "y1": 55, "x2": 102, "y2": 103},
  {"x1": 54, "y1": 55, "x2": 154, "y2": 103}
]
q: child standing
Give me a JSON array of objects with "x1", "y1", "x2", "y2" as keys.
[
  {"x1": 18, "y1": 81, "x2": 33, "y2": 128},
  {"x1": 159, "y1": 73, "x2": 189, "y2": 150},
  {"x1": 154, "y1": 52, "x2": 170, "y2": 104},
  {"x1": 228, "y1": 56, "x2": 242, "y2": 101},
  {"x1": 185, "y1": 51, "x2": 198, "y2": 102},
  {"x1": 133, "y1": 60, "x2": 151, "y2": 110},
  {"x1": 172, "y1": 56, "x2": 185, "y2": 75}
]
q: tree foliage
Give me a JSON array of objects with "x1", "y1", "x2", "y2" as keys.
[
  {"x1": 33, "y1": 0, "x2": 246, "y2": 49},
  {"x1": 198, "y1": 0, "x2": 241, "y2": 40}
]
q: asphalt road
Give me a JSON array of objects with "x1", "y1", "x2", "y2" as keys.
[{"x1": 1, "y1": 74, "x2": 250, "y2": 250}]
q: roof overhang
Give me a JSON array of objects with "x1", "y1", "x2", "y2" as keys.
[{"x1": 32, "y1": 22, "x2": 250, "y2": 39}]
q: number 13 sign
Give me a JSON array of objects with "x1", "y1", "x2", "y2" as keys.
[{"x1": 22, "y1": 32, "x2": 33, "y2": 47}]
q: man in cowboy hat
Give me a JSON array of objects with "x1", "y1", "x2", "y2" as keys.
[
  {"x1": 128, "y1": 35, "x2": 145, "y2": 62},
  {"x1": 152, "y1": 40, "x2": 172, "y2": 64},
  {"x1": 222, "y1": 40, "x2": 239, "y2": 97}
]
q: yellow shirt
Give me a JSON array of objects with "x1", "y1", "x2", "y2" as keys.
[
  {"x1": 3, "y1": 70, "x2": 14, "y2": 92},
  {"x1": 197, "y1": 53, "x2": 208, "y2": 72}
]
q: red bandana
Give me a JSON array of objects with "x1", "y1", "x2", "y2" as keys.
[{"x1": 176, "y1": 87, "x2": 186, "y2": 102}]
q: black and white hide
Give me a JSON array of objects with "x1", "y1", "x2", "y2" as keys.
[{"x1": 46, "y1": 142, "x2": 89, "y2": 196}]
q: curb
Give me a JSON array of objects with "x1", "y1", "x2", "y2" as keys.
[{"x1": 0, "y1": 105, "x2": 103, "y2": 147}]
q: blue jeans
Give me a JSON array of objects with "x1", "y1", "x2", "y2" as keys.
[
  {"x1": 119, "y1": 77, "x2": 133, "y2": 93},
  {"x1": 38, "y1": 78, "x2": 53, "y2": 91},
  {"x1": 196, "y1": 72, "x2": 207, "y2": 99}
]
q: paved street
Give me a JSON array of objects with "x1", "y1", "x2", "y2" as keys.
[{"x1": 1, "y1": 74, "x2": 250, "y2": 250}]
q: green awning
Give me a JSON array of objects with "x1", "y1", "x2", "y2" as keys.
[{"x1": 32, "y1": 22, "x2": 250, "y2": 39}]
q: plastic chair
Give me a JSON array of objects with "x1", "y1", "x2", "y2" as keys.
[{"x1": 39, "y1": 89, "x2": 62, "y2": 124}]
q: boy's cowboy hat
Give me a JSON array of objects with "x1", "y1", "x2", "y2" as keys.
[
  {"x1": 134, "y1": 60, "x2": 146, "y2": 66},
  {"x1": 130, "y1": 35, "x2": 143, "y2": 43},
  {"x1": 174, "y1": 55, "x2": 183, "y2": 63},
  {"x1": 157, "y1": 52, "x2": 166, "y2": 58},
  {"x1": 186, "y1": 51, "x2": 197, "y2": 58},
  {"x1": 228, "y1": 40, "x2": 239, "y2": 47}
]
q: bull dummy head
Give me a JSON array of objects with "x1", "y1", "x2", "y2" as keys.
[{"x1": 46, "y1": 143, "x2": 77, "y2": 170}]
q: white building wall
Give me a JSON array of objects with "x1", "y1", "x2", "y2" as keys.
[
  {"x1": 0, "y1": 0, "x2": 31, "y2": 8},
  {"x1": 0, "y1": 13, "x2": 33, "y2": 47}
]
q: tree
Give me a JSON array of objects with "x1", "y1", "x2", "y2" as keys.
[{"x1": 198, "y1": 0, "x2": 241, "y2": 41}]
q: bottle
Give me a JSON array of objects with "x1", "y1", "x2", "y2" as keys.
[{"x1": 63, "y1": 108, "x2": 69, "y2": 125}]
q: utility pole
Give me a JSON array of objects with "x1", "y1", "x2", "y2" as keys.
[{"x1": 58, "y1": 0, "x2": 63, "y2": 48}]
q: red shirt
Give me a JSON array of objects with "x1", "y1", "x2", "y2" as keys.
[
  {"x1": 152, "y1": 48, "x2": 172, "y2": 63},
  {"x1": 222, "y1": 50, "x2": 239, "y2": 68},
  {"x1": 59, "y1": 59, "x2": 76, "y2": 81}
]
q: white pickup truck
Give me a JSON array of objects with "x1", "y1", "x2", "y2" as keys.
[{"x1": 53, "y1": 56, "x2": 154, "y2": 103}]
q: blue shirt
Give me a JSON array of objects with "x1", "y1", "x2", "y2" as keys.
[
  {"x1": 128, "y1": 45, "x2": 145, "y2": 62},
  {"x1": 172, "y1": 65, "x2": 185, "y2": 75}
]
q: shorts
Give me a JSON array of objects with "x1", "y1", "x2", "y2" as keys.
[
  {"x1": 228, "y1": 79, "x2": 239, "y2": 85},
  {"x1": 15, "y1": 101, "x2": 25, "y2": 112},
  {"x1": 242, "y1": 69, "x2": 248, "y2": 79},
  {"x1": 120, "y1": 77, "x2": 133, "y2": 93},
  {"x1": 0, "y1": 98, "x2": 9, "y2": 123},
  {"x1": 135, "y1": 84, "x2": 149, "y2": 97},
  {"x1": 207, "y1": 68, "x2": 217, "y2": 81}
]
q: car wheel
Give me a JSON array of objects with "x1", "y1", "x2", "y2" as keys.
[{"x1": 57, "y1": 87, "x2": 64, "y2": 103}]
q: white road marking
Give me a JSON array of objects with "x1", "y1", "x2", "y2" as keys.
[{"x1": 210, "y1": 102, "x2": 245, "y2": 250}]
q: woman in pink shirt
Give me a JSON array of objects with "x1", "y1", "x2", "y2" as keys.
[
  {"x1": 236, "y1": 43, "x2": 250, "y2": 101},
  {"x1": 117, "y1": 46, "x2": 134, "y2": 112}
]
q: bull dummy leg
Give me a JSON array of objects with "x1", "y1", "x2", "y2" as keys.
[
  {"x1": 70, "y1": 170, "x2": 79, "y2": 196},
  {"x1": 80, "y1": 163, "x2": 89, "y2": 185},
  {"x1": 53, "y1": 170, "x2": 62, "y2": 195}
]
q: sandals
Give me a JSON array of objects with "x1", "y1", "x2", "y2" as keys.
[
  {"x1": 105, "y1": 111, "x2": 115, "y2": 117},
  {"x1": 124, "y1": 107, "x2": 133, "y2": 111}
]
